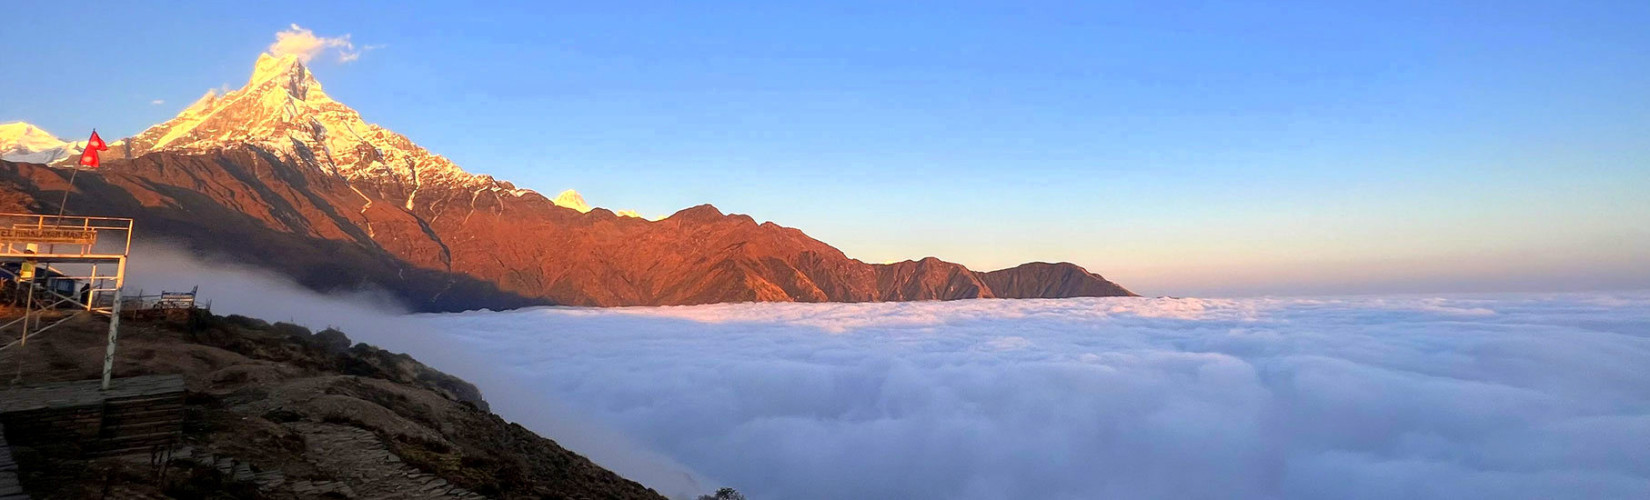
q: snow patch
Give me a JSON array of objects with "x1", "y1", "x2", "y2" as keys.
[
  {"x1": 552, "y1": 189, "x2": 593, "y2": 213},
  {"x1": 0, "y1": 122, "x2": 72, "y2": 163}
]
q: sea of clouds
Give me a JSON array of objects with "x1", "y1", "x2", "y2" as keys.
[{"x1": 127, "y1": 247, "x2": 1650, "y2": 499}]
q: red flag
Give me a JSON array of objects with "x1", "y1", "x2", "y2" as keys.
[
  {"x1": 78, "y1": 130, "x2": 106, "y2": 168},
  {"x1": 87, "y1": 130, "x2": 109, "y2": 151},
  {"x1": 78, "y1": 146, "x2": 99, "y2": 168}
]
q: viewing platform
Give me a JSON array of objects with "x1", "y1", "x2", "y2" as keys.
[{"x1": 0, "y1": 213, "x2": 132, "y2": 313}]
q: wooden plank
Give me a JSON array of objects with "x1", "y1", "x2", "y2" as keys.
[{"x1": 0, "y1": 375, "x2": 185, "y2": 413}]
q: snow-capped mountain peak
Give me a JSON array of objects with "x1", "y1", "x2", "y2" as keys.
[
  {"x1": 551, "y1": 189, "x2": 650, "y2": 218},
  {"x1": 7, "y1": 55, "x2": 652, "y2": 219},
  {"x1": 552, "y1": 189, "x2": 593, "y2": 213},
  {"x1": 0, "y1": 122, "x2": 66, "y2": 151},
  {"x1": 0, "y1": 122, "x2": 78, "y2": 164},
  {"x1": 125, "y1": 53, "x2": 502, "y2": 204},
  {"x1": 248, "y1": 53, "x2": 312, "y2": 90}
]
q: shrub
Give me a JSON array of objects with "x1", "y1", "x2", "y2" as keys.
[{"x1": 697, "y1": 487, "x2": 747, "y2": 500}]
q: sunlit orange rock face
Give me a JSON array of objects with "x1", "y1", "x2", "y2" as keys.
[
  {"x1": 0, "y1": 55, "x2": 1133, "y2": 312},
  {"x1": 0, "y1": 153, "x2": 1133, "y2": 311}
]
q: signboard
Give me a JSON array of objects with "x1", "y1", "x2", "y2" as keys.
[
  {"x1": 157, "y1": 292, "x2": 196, "y2": 309},
  {"x1": 0, "y1": 227, "x2": 98, "y2": 245}
]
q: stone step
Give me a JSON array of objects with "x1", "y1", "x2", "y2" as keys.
[
  {"x1": 0, "y1": 475, "x2": 20, "y2": 496},
  {"x1": 231, "y1": 462, "x2": 254, "y2": 482}
]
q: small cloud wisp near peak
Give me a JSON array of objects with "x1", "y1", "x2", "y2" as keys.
[{"x1": 268, "y1": 24, "x2": 367, "y2": 63}]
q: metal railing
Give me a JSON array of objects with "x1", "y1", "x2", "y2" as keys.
[
  {"x1": 0, "y1": 212, "x2": 134, "y2": 259},
  {"x1": 0, "y1": 212, "x2": 138, "y2": 390},
  {"x1": 118, "y1": 289, "x2": 211, "y2": 315}
]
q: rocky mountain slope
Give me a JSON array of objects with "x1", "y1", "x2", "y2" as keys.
[
  {"x1": 8, "y1": 310, "x2": 665, "y2": 499},
  {"x1": 0, "y1": 54, "x2": 1133, "y2": 311}
]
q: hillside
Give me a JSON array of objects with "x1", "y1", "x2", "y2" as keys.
[
  {"x1": 4, "y1": 310, "x2": 666, "y2": 499},
  {"x1": 0, "y1": 54, "x2": 1133, "y2": 312}
]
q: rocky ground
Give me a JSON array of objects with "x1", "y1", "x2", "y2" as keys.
[{"x1": 0, "y1": 309, "x2": 665, "y2": 499}]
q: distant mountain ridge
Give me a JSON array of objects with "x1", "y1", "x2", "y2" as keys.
[
  {"x1": 0, "y1": 122, "x2": 81, "y2": 164},
  {"x1": 0, "y1": 55, "x2": 1133, "y2": 311}
]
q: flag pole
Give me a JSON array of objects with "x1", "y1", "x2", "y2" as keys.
[{"x1": 54, "y1": 167, "x2": 80, "y2": 219}]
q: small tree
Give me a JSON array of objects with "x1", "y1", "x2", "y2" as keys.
[{"x1": 697, "y1": 487, "x2": 747, "y2": 500}]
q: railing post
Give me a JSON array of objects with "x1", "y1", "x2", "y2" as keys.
[
  {"x1": 101, "y1": 258, "x2": 126, "y2": 391},
  {"x1": 101, "y1": 286, "x2": 121, "y2": 390},
  {"x1": 88, "y1": 263, "x2": 97, "y2": 311},
  {"x1": 19, "y1": 279, "x2": 31, "y2": 347}
]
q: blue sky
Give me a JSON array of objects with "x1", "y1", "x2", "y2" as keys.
[{"x1": 3, "y1": 0, "x2": 1647, "y2": 296}]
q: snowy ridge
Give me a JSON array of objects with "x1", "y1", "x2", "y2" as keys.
[
  {"x1": 552, "y1": 189, "x2": 593, "y2": 213},
  {"x1": 15, "y1": 54, "x2": 652, "y2": 218},
  {"x1": 551, "y1": 189, "x2": 649, "y2": 218},
  {"x1": 125, "y1": 53, "x2": 512, "y2": 203},
  {"x1": 0, "y1": 122, "x2": 76, "y2": 164}
]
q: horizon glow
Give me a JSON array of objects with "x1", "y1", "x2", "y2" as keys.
[{"x1": 4, "y1": 1, "x2": 1648, "y2": 296}]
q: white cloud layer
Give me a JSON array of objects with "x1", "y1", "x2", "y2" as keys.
[
  {"x1": 268, "y1": 24, "x2": 364, "y2": 63},
  {"x1": 413, "y1": 295, "x2": 1650, "y2": 499},
  {"x1": 125, "y1": 246, "x2": 1650, "y2": 499}
]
